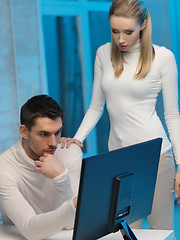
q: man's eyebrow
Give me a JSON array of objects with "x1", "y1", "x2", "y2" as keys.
[
  {"x1": 38, "y1": 127, "x2": 63, "y2": 134},
  {"x1": 58, "y1": 126, "x2": 63, "y2": 131},
  {"x1": 38, "y1": 130, "x2": 49, "y2": 134}
]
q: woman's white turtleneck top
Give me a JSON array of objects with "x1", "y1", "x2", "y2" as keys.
[{"x1": 74, "y1": 41, "x2": 180, "y2": 164}]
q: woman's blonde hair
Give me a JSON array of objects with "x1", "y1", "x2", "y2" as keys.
[{"x1": 109, "y1": 0, "x2": 154, "y2": 79}]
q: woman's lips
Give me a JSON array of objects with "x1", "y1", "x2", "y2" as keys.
[{"x1": 119, "y1": 45, "x2": 128, "y2": 50}]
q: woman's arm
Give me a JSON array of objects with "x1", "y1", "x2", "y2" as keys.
[
  {"x1": 160, "y1": 48, "x2": 180, "y2": 164},
  {"x1": 160, "y1": 47, "x2": 180, "y2": 202},
  {"x1": 60, "y1": 47, "x2": 106, "y2": 148},
  {"x1": 74, "y1": 50, "x2": 105, "y2": 143}
]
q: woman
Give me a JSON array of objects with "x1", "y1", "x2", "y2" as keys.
[{"x1": 61, "y1": 0, "x2": 180, "y2": 231}]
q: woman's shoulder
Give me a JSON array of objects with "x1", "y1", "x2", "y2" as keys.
[
  {"x1": 96, "y1": 42, "x2": 111, "y2": 56},
  {"x1": 153, "y1": 44, "x2": 177, "y2": 71},
  {"x1": 153, "y1": 44, "x2": 174, "y2": 58}
]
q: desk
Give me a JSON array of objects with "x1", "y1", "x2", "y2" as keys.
[{"x1": 0, "y1": 225, "x2": 174, "y2": 240}]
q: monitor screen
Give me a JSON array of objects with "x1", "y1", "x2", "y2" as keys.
[{"x1": 73, "y1": 138, "x2": 162, "y2": 240}]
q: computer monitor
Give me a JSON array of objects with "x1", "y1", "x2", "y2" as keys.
[{"x1": 73, "y1": 138, "x2": 162, "y2": 240}]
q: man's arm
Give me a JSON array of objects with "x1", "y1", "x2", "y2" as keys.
[
  {"x1": 0, "y1": 167, "x2": 76, "y2": 240},
  {"x1": 55, "y1": 143, "x2": 83, "y2": 196},
  {"x1": 35, "y1": 143, "x2": 82, "y2": 207}
]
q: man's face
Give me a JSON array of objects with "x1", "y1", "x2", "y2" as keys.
[{"x1": 21, "y1": 117, "x2": 63, "y2": 160}]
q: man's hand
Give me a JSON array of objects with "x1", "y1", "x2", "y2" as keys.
[
  {"x1": 35, "y1": 153, "x2": 65, "y2": 179},
  {"x1": 175, "y1": 164, "x2": 180, "y2": 204},
  {"x1": 59, "y1": 137, "x2": 83, "y2": 148}
]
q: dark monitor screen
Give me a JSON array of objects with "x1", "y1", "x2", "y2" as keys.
[{"x1": 73, "y1": 138, "x2": 162, "y2": 240}]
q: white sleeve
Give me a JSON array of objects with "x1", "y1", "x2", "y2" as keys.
[
  {"x1": 74, "y1": 48, "x2": 105, "y2": 143},
  {"x1": 55, "y1": 143, "x2": 83, "y2": 196},
  {"x1": 53, "y1": 168, "x2": 74, "y2": 207},
  {"x1": 160, "y1": 48, "x2": 180, "y2": 164},
  {"x1": 0, "y1": 171, "x2": 76, "y2": 240}
]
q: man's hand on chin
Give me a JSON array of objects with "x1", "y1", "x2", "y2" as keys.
[{"x1": 34, "y1": 153, "x2": 65, "y2": 179}]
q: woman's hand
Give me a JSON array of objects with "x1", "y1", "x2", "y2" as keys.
[
  {"x1": 175, "y1": 164, "x2": 180, "y2": 204},
  {"x1": 59, "y1": 137, "x2": 83, "y2": 148},
  {"x1": 73, "y1": 196, "x2": 78, "y2": 209}
]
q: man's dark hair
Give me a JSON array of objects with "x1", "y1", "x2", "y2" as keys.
[{"x1": 20, "y1": 95, "x2": 64, "y2": 130}]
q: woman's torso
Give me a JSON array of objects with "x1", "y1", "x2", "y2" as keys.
[{"x1": 98, "y1": 42, "x2": 171, "y2": 152}]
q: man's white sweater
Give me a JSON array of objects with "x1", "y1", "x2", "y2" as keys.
[{"x1": 0, "y1": 139, "x2": 82, "y2": 240}]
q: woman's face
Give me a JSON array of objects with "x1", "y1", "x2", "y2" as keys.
[{"x1": 110, "y1": 16, "x2": 145, "y2": 51}]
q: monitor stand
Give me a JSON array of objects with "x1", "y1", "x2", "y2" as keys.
[
  {"x1": 109, "y1": 173, "x2": 138, "y2": 239},
  {"x1": 119, "y1": 220, "x2": 138, "y2": 240}
]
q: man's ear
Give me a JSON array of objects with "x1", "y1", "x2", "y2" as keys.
[
  {"x1": 141, "y1": 19, "x2": 147, "y2": 31},
  {"x1": 19, "y1": 125, "x2": 29, "y2": 139}
]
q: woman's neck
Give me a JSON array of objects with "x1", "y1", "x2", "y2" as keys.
[{"x1": 127, "y1": 39, "x2": 141, "y2": 53}]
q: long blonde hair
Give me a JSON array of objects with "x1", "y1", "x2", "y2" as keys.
[{"x1": 109, "y1": 0, "x2": 154, "y2": 79}]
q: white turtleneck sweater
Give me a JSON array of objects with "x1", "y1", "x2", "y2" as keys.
[
  {"x1": 74, "y1": 41, "x2": 180, "y2": 164},
  {"x1": 0, "y1": 139, "x2": 82, "y2": 240}
]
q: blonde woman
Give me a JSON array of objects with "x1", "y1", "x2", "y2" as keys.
[{"x1": 61, "y1": 0, "x2": 180, "y2": 232}]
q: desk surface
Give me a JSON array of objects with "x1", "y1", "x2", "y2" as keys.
[{"x1": 0, "y1": 225, "x2": 174, "y2": 240}]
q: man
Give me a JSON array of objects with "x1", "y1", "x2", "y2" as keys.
[{"x1": 0, "y1": 95, "x2": 82, "y2": 239}]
